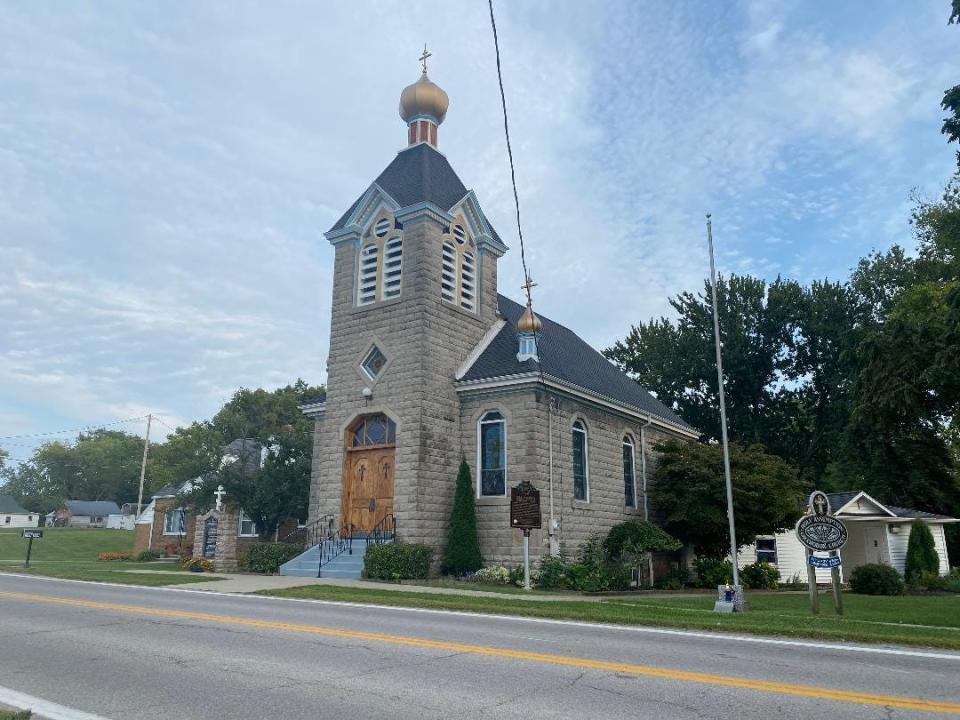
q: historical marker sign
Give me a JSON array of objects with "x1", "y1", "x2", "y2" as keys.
[
  {"x1": 510, "y1": 480, "x2": 541, "y2": 530},
  {"x1": 21, "y1": 530, "x2": 42, "y2": 539}
]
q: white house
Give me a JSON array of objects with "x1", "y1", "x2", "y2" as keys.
[
  {"x1": 57, "y1": 500, "x2": 122, "y2": 528},
  {"x1": 0, "y1": 495, "x2": 39, "y2": 529},
  {"x1": 740, "y1": 491, "x2": 957, "y2": 582}
]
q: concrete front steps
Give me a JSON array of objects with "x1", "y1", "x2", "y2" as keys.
[{"x1": 279, "y1": 539, "x2": 371, "y2": 578}]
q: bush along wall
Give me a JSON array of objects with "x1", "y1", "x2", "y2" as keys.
[
  {"x1": 904, "y1": 520, "x2": 940, "y2": 584},
  {"x1": 243, "y1": 542, "x2": 304, "y2": 574},
  {"x1": 364, "y1": 543, "x2": 433, "y2": 581}
]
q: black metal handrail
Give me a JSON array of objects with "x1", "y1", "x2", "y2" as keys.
[
  {"x1": 280, "y1": 514, "x2": 334, "y2": 549},
  {"x1": 366, "y1": 513, "x2": 396, "y2": 546},
  {"x1": 316, "y1": 524, "x2": 353, "y2": 576}
]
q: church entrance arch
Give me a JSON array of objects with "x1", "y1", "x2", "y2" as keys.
[{"x1": 343, "y1": 414, "x2": 396, "y2": 534}]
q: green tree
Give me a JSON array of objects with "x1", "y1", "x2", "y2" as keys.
[
  {"x1": 651, "y1": 440, "x2": 805, "y2": 559},
  {"x1": 442, "y1": 458, "x2": 482, "y2": 576},
  {"x1": 944, "y1": 1, "x2": 960, "y2": 166},
  {"x1": 904, "y1": 520, "x2": 940, "y2": 582},
  {"x1": 181, "y1": 381, "x2": 324, "y2": 535}
]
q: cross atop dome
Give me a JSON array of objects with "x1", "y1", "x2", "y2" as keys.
[{"x1": 399, "y1": 45, "x2": 449, "y2": 149}]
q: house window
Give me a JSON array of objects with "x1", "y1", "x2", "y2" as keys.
[
  {"x1": 756, "y1": 537, "x2": 777, "y2": 564},
  {"x1": 238, "y1": 510, "x2": 258, "y2": 538},
  {"x1": 623, "y1": 435, "x2": 636, "y2": 508},
  {"x1": 163, "y1": 509, "x2": 185, "y2": 535},
  {"x1": 4, "y1": 516, "x2": 9, "y2": 525},
  {"x1": 361, "y1": 345, "x2": 388, "y2": 380},
  {"x1": 572, "y1": 420, "x2": 589, "y2": 501},
  {"x1": 478, "y1": 411, "x2": 506, "y2": 496}
]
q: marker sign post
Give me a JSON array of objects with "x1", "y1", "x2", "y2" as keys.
[
  {"x1": 21, "y1": 529, "x2": 43, "y2": 568},
  {"x1": 795, "y1": 491, "x2": 847, "y2": 615},
  {"x1": 510, "y1": 481, "x2": 541, "y2": 591}
]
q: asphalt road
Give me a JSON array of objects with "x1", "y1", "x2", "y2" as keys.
[{"x1": 1, "y1": 574, "x2": 959, "y2": 720}]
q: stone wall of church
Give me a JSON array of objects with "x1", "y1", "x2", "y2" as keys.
[
  {"x1": 458, "y1": 388, "x2": 683, "y2": 567},
  {"x1": 309, "y1": 209, "x2": 501, "y2": 552}
]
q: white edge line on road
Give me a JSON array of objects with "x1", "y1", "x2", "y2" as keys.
[
  {"x1": 0, "y1": 684, "x2": 113, "y2": 720},
  {"x1": 3, "y1": 572, "x2": 960, "y2": 662}
]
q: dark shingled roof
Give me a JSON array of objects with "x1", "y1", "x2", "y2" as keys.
[
  {"x1": 827, "y1": 491, "x2": 954, "y2": 520},
  {"x1": 0, "y1": 494, "x2": 30, "y2": 514},
  {"x1": 460, "y1": 295, "x2": 693, "y2": 431},
  {"x1": 330, "y1": 143, "x2": 502, "y2": 243},
  {"x1": 65, "y1": 500, "x2": 121, "y2": 517}
]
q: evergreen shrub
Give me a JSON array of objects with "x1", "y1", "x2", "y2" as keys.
[
  {"x1": 243, "y1": 542, "x2": 303, "y2": 574},
  {"x1": 442, "y1": 459, "x2": 482, "y2": 576},
  {"x1": 904, "y1": 521, "x2": 940, "y2": 583},
  {"x1": 136, "y1": 550, "x2": 160, "y2": 562},
  {"x1": 849, "y1": 563, "x2": 905, "y2": 595},
  {"x1": 740, "y1": 561, "x2": 780, "y2": 589},
  {"x1": 364, "y1": 543, "x2": 433, "y2": 581},
  {"x1": 693, "y1": 558, "x2": 732, "y2": 588}
]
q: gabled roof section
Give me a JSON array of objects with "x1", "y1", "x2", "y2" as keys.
[
  {"x1": 458, "y1": 295, "x2": 694, "y2": 433},
  {"x1": 0, "y1": 494, "x2": 30, "y2": 514},
  {"x1": 64, "y1": 500, "x2": 121, "y2": 516},
  {"x1": 329, "y1": 143, "x2": 503, "y2": 244},
  {"x1": 829, "y1": 491, "x2": 896, "y2": 517}
]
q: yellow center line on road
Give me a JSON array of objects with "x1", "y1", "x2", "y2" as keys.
[{"x1": 2, "y1": 590, "x2": 959, "y2": 715}]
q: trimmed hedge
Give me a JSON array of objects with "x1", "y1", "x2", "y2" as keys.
[
  {"x1": 849, "y1": 563, "x2": 905, "y2": 595},
  {"x1": 243, "y1": 542, "x2": 304, "y2": 574},
  {"x1": 904, "y1": 520, "x2": 939, "y2": 582},
  {"x1": 363, "y1": 543, "x2": 433, "y2": 581}
]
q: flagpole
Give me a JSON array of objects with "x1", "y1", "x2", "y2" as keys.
[{"x1": 706, "y1": 214, "x2": 740, "y2": 590}]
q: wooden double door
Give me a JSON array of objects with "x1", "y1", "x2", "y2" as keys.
[{"x1": 342, "y1": 446, "x2": 395, "y2": 533}]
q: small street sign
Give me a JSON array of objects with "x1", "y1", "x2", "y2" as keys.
[
  {"x1": 21, "y1": 528, "x2": 42, "y2": 567},
  {"x1": 808, "y1": 554, "x2": 842, "y2": 569}
]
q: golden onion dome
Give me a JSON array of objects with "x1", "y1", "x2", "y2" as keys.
[
  {"x1": 517, "y1": 304, "x2": 542, "y2": 334},
  {"x1": 399, "y1": 71, "x2": 449, "y2": 124}
]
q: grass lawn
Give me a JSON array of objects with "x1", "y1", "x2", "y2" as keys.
[
  {"x1": 0, "y1": 527, "x2": 134, "y2": 562},
  {"x1": 258, "y1": 584, "x2": 960, "y2": 650},
  {"x1": 0, "y1": 710, "x2": 31, "y2": 719},
  {"x1": 0, "y1": 527, "x2": 217, "y2": 586}
]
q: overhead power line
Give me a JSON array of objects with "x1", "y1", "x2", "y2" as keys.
[{"x1": 0, "y1": 415, "x2": 149, "y2": 442}]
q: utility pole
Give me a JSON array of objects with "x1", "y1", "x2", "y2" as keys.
[
  {"x1": 136, "y1": 414, "x2": 152, "y2": 516},
  {"x1": 706, "y1": 215, "x2": 740, "y2": 591}
]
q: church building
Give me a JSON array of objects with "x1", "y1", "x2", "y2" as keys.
[{"x1": 303, "y1": 59, "x2": 697, "y2": 567}]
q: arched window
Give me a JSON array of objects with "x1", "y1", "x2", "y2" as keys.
[
  {"x1": 478, "y1": 411, "x2": 506, "y2": 496},
  {"x1": 572, "y1": 420, "x2": 589, "y2": 502},
  {"x1": 441, "y1": 241, "x2": 457, "y2": 303},
  {"x1": 349, "y1": 414, "x2": 397, "y2": 447},
  {"x1": 358, "y1": 243, "x2": 378, "y2": 305},
  {"x1": 623, "y1": 435, "x2": 636, "y2": 508},
  {"x1": 460, "y1": 250, "x2": 476, "y2": 311},
  {"x1": 357, "y1": 214, "x2": 404, "y2": 306},
  {"x1": 382, "y1": 236, "x2": 403, "y2": 299},
  {"x1": 440, "y1": 220, "x2": 478, "y2": 313}
]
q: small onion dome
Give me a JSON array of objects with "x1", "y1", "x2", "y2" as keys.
[
  {"x1": 399, "y1": 71, "x2": 449, "y2": 124},
  {"x1": 517, "y1": 303, "x2": 542, "y2": 333}
]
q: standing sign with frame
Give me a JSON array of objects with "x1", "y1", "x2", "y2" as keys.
[{"x1": 795, "y1": 490, "x2": 848, "y2": 615}]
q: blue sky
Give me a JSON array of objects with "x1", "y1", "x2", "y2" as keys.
[{"x1": 0, "y1": 1, "x2": 957, "y2": 459}]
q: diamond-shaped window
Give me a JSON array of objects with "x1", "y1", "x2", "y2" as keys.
[{"x1": 361, "y1": 345, "x2": 387, "y2": 380}]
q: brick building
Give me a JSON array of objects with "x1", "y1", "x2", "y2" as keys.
[{"x1": 303, "y1": 62, "x2": 696, "y2": 571}]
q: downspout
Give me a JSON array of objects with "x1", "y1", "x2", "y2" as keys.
[
  {"x1": 640, "y1": 416, "x2": 653, "y2": 587},
  {"x1": 548, "y1": 396, "x2": 559, "y2": 556}
]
